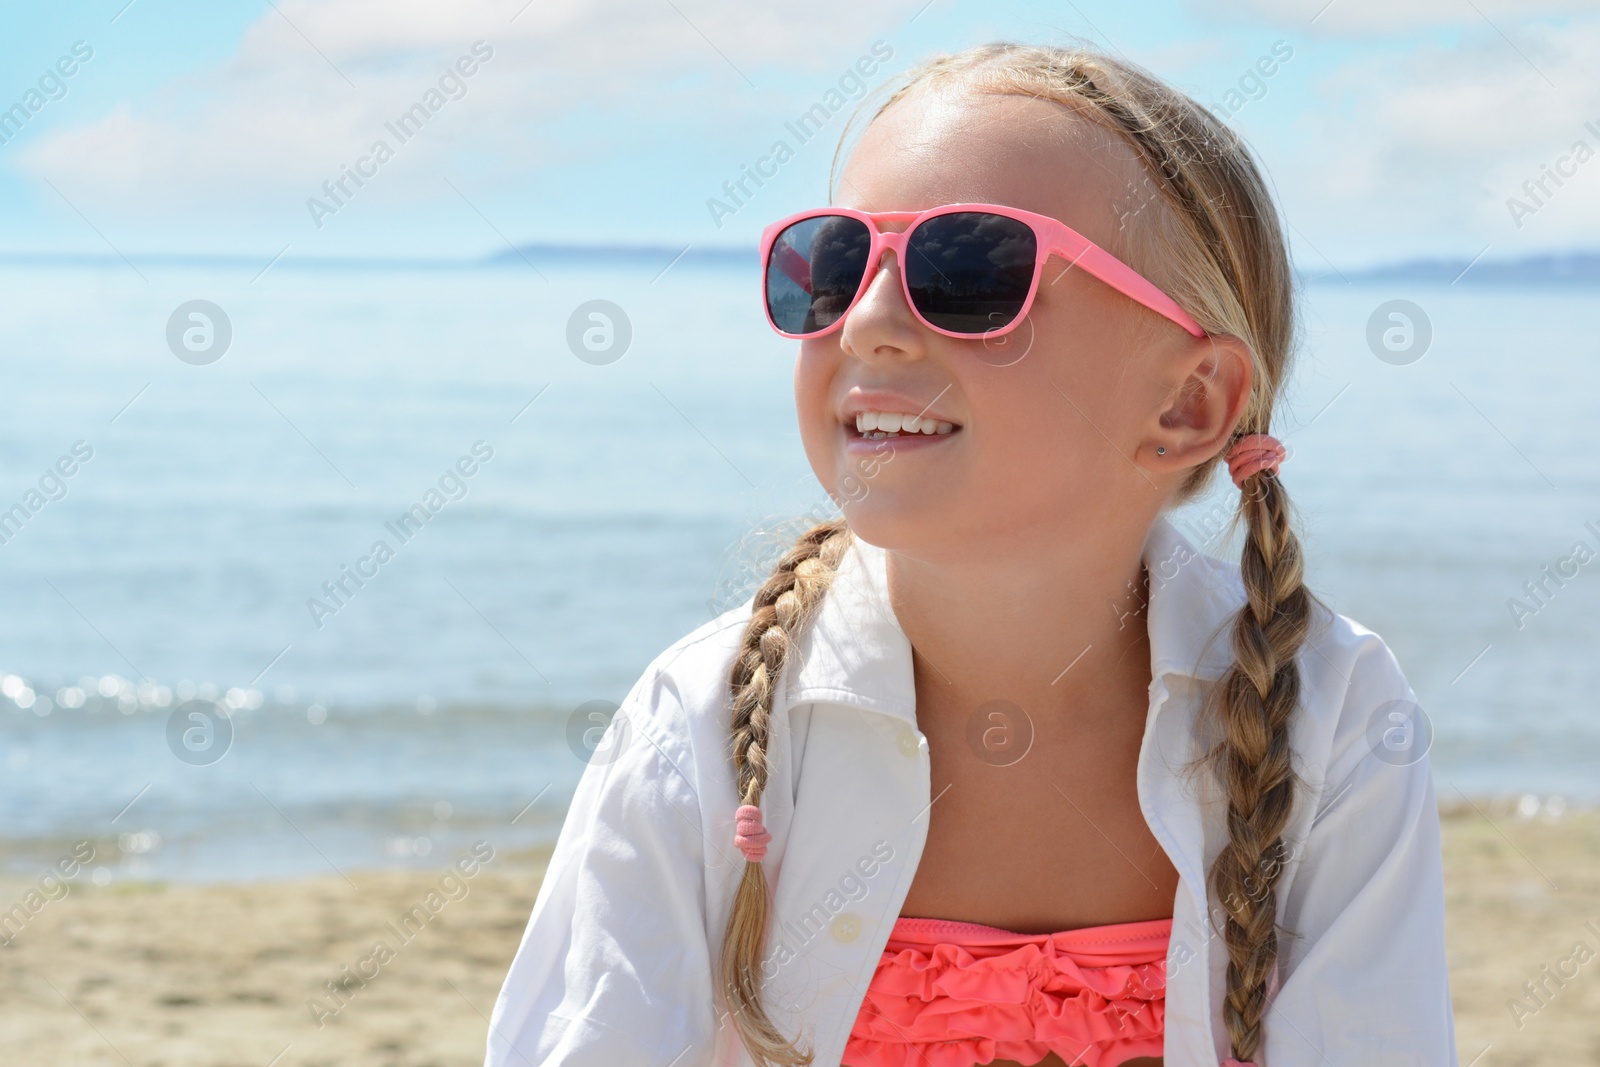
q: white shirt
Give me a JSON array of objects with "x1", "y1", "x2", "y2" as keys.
[{"x1": 484, "y1": 515, "x2": 1458, "y2": 1066}]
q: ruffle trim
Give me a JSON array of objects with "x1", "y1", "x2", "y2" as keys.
[{"x1": 843, "y1": 917, "x2": 1171, "y2": 1067}]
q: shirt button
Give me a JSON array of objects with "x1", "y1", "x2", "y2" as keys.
[
  {"x1": 832, "y1": 913, "x2": 862, "y2": 943},
  {"x1": 896, "y1": 727, "x2": 921, "y2": 758}
]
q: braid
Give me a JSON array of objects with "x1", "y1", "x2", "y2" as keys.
[
  {"x1": 1207, "y1": 460, "x2": 1312, "y2": 1062},
  {"x1": 720, "y1": 518, "x2": 852, "y2": 1067}
]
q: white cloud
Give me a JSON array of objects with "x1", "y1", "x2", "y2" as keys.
[
  {"x1": 25, "y1": 0, "x2": 1598, "y2": 259},
  {"x1": 1250, "y1": 16, "x2": 1600, "y2": 259},
  {"x1": 14, "y1": 0, "x2": 909, "y2": 221}
]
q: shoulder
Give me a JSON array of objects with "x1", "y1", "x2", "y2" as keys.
[
  {"x1": 609, "y1": 599, "x2": 755, "y2": 787},
  {"x1": 1294, "y1": 593, "x2": 1425, "y2": 793},
  {"x1": 1181, "y1": 543, "x2": 1420, "y2": 785}
]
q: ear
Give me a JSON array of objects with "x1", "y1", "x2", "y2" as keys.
[{"x1": 1139, "y1": 332, "x2": 1253, "y2": 473}]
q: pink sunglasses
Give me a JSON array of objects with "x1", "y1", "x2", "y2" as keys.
[{"x1": 759, "y1": 202, "x2": 1206, "y2": 341}]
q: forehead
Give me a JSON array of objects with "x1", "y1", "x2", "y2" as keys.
[{"x1": 835, "y1": 86, "x2": 1155, "y2": 256}]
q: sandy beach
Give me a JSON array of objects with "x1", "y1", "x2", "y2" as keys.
[{"x1": 1, "y1": 800, "x2": 1596, "y2": 1066}]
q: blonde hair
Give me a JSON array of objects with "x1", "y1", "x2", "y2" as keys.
[{"x1": 719, "y1": 40, "x2": 1310, "y2": 1066}]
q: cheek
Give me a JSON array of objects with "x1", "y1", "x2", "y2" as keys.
[
  {"x1": 964, "y1": 350, "x2": 1121, "y2": 499},
  {"x1": 793, "y1": 345, "x2": 842, "y2": 485},
  {"x1": 793, "y1": 344, "x2": 830, "y2": 421},
  {"x1": 970, "y1": 386, "x2": 1067, "y2": 490}
]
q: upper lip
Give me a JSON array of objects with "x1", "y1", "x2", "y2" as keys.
[{"x1": 840, "y1": 387, "x2": 961, "y2": 428}]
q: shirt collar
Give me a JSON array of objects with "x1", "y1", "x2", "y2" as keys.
[{"x1": 784, "y1": 514, "x2": 1245, "y2": 724}]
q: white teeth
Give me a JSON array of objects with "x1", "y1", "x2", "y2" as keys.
[{"x1": 850, "y1": 411, "x2": 958, "y2": 437}]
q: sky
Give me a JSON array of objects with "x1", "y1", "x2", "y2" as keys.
[{"x1": 2, "y1": 0, "x2": 1598, "y2": 270}]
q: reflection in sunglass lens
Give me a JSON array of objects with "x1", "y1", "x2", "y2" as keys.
[
  {"x1": 764, "y1": 215, "x2": 872, "y2": 335},
  {"x1": 904, "y1": 212, "x2": 1036, "y2": 334}
]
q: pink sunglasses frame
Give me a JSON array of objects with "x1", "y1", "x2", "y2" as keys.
[{"x1": 759, "y1": 202, "x2": 1207, "y2": 341}]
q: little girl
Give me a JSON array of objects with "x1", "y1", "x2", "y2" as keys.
[{"x1": 485, "y1": 43, "x2": 1456, "y2": 1067}]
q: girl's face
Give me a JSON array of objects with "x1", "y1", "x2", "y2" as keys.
[{"x1": 794, "y1": 88, "x2": 1234, "y2": 563}]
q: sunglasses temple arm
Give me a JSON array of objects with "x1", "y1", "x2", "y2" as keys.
[{"x1": 1056, "y1": 241, "x2": 1207, "y2": 338}]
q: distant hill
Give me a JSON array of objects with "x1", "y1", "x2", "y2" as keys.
[
  {"x1": 1327, "y1": 250, "x2": 1600, "y2": 285},
  {"x1": 477, "y1": 244, "x2": 1600, "y2": 285},
  {"x1": 482, "y1": 243, "x2": 751, "y2": 271},
  {"x1": 2, "y1": 245, "x2": 1597, "y2": 283},
  {"x1": 480, "y1": 244, "x2": 1600, "y2": 286}
]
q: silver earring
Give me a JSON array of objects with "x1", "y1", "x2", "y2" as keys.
[{"x1": 1156, "y1": 446, "x2": 1166, "y2": 455}]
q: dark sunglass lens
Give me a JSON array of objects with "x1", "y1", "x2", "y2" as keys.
[
  {"x1": 765, "y1": 215, "x2": 872, "y2": 334},
  {"x1": 904, "y1": 212, "x2": 1036, "y2": 333}
]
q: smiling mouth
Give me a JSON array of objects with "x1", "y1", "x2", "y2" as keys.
[{"x1": 851, "y1": 411, "x2": 959, "y2": 440}]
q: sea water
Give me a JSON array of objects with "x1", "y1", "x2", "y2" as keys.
[{"x1": 0, "y1": 258, "x2": 1595, "y2": 882}]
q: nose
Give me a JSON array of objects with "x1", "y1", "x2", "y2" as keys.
[{"x1": 838, "y1": 248, "x2": 927, "y2": 364}]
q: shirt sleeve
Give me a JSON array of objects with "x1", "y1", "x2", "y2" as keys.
[
  {"x1": 1263, "y1": 633, "x2": 1459, "y2": 1066},
  {"x1": 483, "y1": 700, "x2": 720, "y2": 1066}
]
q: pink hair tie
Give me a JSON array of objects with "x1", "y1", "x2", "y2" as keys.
[
  {"x1": 1221, "y1": 1060, "x2": 1257, "y2": 1067},
  {"x1": 1224, "y1": 433, "x2": 1286, "y2": 488},
  {"x1": 734, "y1": 804, "x2": 772, "y2": 863}
]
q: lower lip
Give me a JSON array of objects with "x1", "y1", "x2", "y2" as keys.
[{"x1": 842, "y1": 426, "x2": 960, "y2": 454}]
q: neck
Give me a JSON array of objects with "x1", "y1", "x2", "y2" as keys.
[{"x1": 884, "y1": 515, "x2": 1158, "y2": 726}]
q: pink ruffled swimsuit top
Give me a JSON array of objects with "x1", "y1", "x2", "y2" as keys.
[
  {"x1": 844, "y1": 913, "x2": 1179, "y2": 1067},
  {"x1": 729, "y1": 807, "x2": 1255, "y2": 1066}
]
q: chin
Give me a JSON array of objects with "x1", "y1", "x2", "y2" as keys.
[{"x1": 834, "y1": 488, "x2": 960, "y2": 559}]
